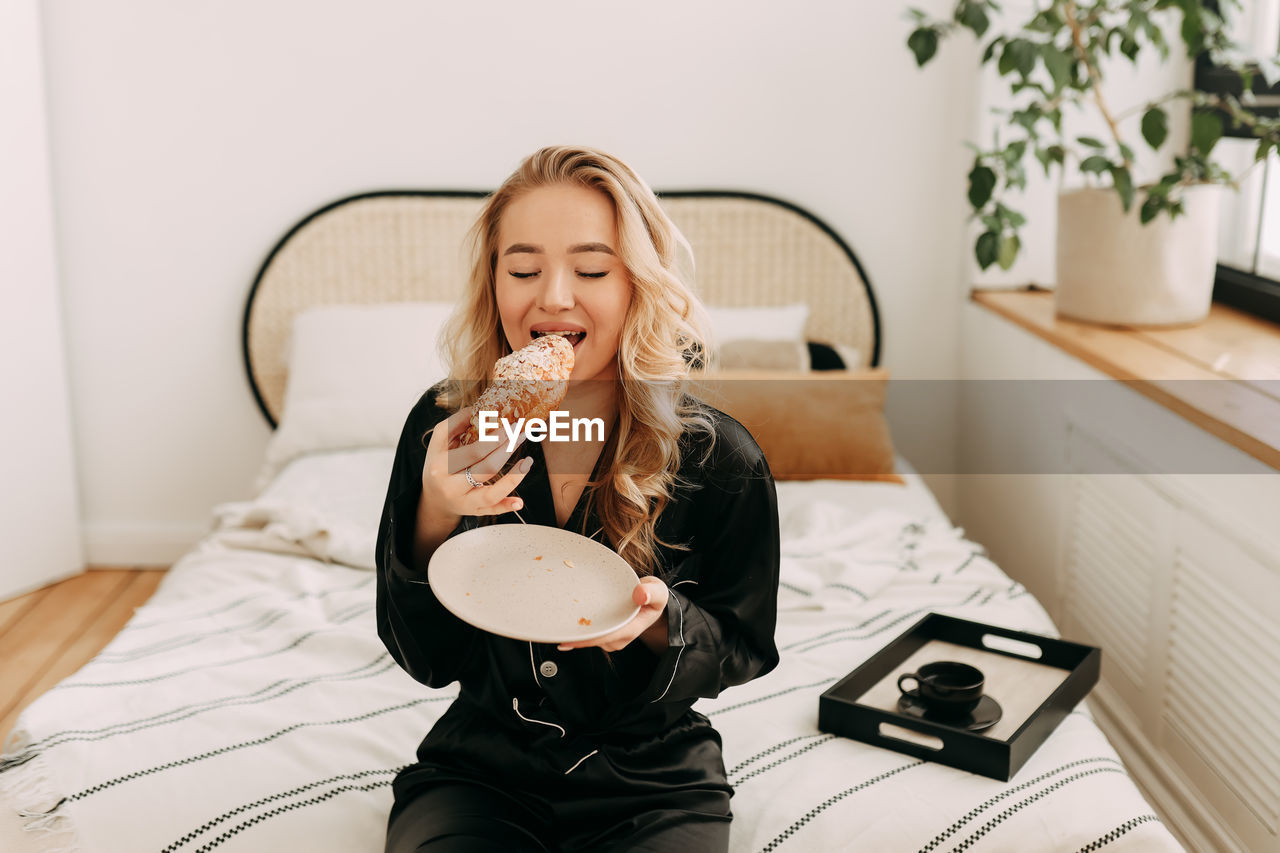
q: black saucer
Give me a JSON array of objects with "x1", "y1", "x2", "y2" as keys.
[{"x1": 896, "y1": 692, "x2": 1002, "y2": 732}]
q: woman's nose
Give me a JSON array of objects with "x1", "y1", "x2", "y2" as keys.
[{"x1": 536, "y1": 267, "x2": 575, "y2": 311}]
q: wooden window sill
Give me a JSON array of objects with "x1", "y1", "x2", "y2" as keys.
[{"x1": 970, "y1": 288, "x2": 1280, "y2": 472}]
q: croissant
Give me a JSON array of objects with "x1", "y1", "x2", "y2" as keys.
[{"x1": 459, "y1": 333, "x2": 576, "y2": 445}]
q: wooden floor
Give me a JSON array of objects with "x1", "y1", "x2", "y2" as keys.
[{"x1": 0, "y1": 568, "x2": 167, "y2": 745}]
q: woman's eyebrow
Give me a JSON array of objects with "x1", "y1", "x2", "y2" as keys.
[{"x1": 502, "y1": 242, "x2": 617, "y2": 256}]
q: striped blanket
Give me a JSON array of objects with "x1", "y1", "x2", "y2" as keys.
[{"x1": 0, "y1": 451, "x2": 1182, "y2": 852}]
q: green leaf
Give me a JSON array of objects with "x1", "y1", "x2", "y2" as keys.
[
  {"x1": 1046, "y1": 144, "x2": 1066, "y2": 165},
  {"x1": 1140, "y1": 195, "x2": 1162, "y2": 224},
  {"x1": 1119, "y1": 142, "x2": 1136, "y2": 164},
  {"x1": 968, "y1": 164, "x2": 997, "y2": 209},
  {"x1": 1190, "y1": 110, "x2": 1223, "y2": 155},
  {"x1": 1034, "y1": 146, "x2": 1054, "y2": 176},
  {"x1": 908, "y1": 27, "x2": 939, "y2": 66},
  {"x1": 996, "y1": 202, "x2": 1027, "y2": 227},
  {"x1": 1111, "y1": 165, "x2": 1135, "y2": 211},
  {"x1": 1181, "y1": 9, "x2": 1205, "y2": 55},
  {"x1": 997, "y1": 233, "x2": 1021, "y2": 270},
  {"x1": 1011, "y1": 106, "x2": 1042, "y2": 132},
  {"x1": 1000, "y1": 39, "x2": 1037, "y2": 78},
  {"x1": 1257, "y1": 138, "x2": 1277, "y2": 163},
  {"x1": 1042, "y1": 47, "x2": 1073, "y2": 90},
  {"x1": 1141, "y1": 107, "x2": 1169, "y2": 150},
  {"x1": 1027, "y1": 10, "x2": 1063, "y2": 33},
  {"x1": 958, "y1": 1, "x2": 990, "y2": 37},
  {"x1": 975, "y1": 231, "x2": 999, "y2": 270},
  {"x1": 981, "y1": 35, "x2": 1005, "y2": 63},
  {"x1": 981, "y1": 214, "x2": 1003, "y2": 231},
  {"x1": 1077, "y1": 136, "x2": 1106, "y2": 148},
  {"x1": 1120, "y1": 36, "x2": 1140, "y2": 62},
  {"x1": 1143, "y1": 15, "x2": 1168, "y2": 59},
  {"x1": 1080, "y1": 155, "x2": 1111, "y2": 174}
]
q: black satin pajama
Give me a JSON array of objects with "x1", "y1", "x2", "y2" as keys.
[{"x1": 376, "y1": 382, "x2": 781, "y2": 852}]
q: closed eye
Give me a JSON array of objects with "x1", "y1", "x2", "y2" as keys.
[{"x1": 509, "y1": 271, "x2": 609, "y2": 279}]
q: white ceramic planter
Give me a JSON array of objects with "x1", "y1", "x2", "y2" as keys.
[{"x1": 1054, "y1": 184, "x2": 1221, "y2": 326}]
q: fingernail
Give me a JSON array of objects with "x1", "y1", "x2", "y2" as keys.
[
  {"x1": 512, "y1": 500, "x2": 523, "y2": 510},
  {"x1": 557, "y1": 645, "x2": 569, "y2": 651},
  {"x1": 519, "y1": 458, "x2": 533, "y2": 473}
]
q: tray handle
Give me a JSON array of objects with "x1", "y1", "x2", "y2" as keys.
[
  {"x1": 979, "y1": 632, "x2": 1044, "y2": 659},
  {"x1": 876, "y1": 721, "x2": 945, "y2": 752}
]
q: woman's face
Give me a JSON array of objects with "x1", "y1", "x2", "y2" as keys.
[{"x1": 494, "y1": 183, "x2": 632, "y2": 383}]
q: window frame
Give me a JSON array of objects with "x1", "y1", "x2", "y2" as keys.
[{"x1": 1197, "y1": 0, "x2": 1280, "y2": 323}]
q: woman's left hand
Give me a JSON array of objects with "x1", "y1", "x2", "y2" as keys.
[{"x1": 557, "y1": 576, "x2": 669, "y2": 653}]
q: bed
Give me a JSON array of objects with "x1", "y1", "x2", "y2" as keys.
[{"x1": 0, "y1": 191, "x2": 1183, "y2": 852}]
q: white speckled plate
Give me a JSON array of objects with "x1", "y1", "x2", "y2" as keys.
[{"x1": 427, "y1": 524, "x2": 641, "y2": 643}]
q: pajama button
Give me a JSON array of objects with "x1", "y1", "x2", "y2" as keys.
[{"x1": 540, "y1": 661, "x2": 558, "y2": 677}]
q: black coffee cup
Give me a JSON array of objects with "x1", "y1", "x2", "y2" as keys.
[{"x1": 897, "y1": 661, "x2": 984, "y2": 718}]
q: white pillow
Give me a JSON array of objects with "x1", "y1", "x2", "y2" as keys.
[
  {"x1": 254, "y1": 302, "x2": 455, "y2": 492},
  {"x1": 705, "y1": 303, "x2": 809, "y2": 343}
]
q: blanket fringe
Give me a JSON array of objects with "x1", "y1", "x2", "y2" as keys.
[
  {"x1": 0, "y1": 748, "x2": 84, "y2": 852},
  {"x1": 0, "y1": 749, "x2": 37, "y2": 774}
]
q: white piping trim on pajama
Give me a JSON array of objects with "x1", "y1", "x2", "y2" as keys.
[
  {"x1": 563, "y1": 749, "x2": 598, "y2": 774},
  {"x1": 650, "y1": 590, "x2": 685, "y2": 703},
  {"x1": 512, "y1": 697, "x2": 566, "y2": 737},
  {"x1": 671, "y1": 579, "x2": 698, "y2": 587},
  {"x1": 529, "y1": 642, "x2": 540, "y2": 687}
]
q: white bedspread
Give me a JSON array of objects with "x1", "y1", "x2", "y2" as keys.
[{"x1": 0, "y1": 452, "x2": 1183, "y2": 852}]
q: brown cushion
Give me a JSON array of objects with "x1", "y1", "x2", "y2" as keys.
[
  {"x1": 686, "y1": 368, "x2": 905, "y2": 483},
  {"x1": 713, "y1": 338, "x2": 810, "y2": 371}
]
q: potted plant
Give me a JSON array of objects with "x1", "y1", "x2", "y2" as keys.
[{"x1": 906, "y1": 0, "x2": 1280, "y2": 326}]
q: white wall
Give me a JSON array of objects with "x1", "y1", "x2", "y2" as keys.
[
  {"x1": 0, "y1": 0, "x2": 85, "y2": 596},
  {"x1": 38, "y1": 0, "x2": 979, "y2": 564}
]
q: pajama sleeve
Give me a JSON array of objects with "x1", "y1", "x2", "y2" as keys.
[
  {"x1": 634, "y1": 416, "x2": 782, "y2": 704},
  {"x1": 375, "y1": 387, "x2": 482, "y2": 689}
]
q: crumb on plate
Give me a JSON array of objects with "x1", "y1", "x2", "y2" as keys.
[
  {"x1": 578, "y1": 617, "x2": 592, "y2": 626},
  {"x1": 564, "y1": 559, "x2": 575, "y2": 568}
]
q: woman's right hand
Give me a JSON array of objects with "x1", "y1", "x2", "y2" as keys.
[{"x1": 422, "y1": 406, "x2": 534, "y2": 522}]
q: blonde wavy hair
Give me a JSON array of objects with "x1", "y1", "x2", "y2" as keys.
[{"x1": 431, "y1": 145, "x2": 719, "y2": 578}]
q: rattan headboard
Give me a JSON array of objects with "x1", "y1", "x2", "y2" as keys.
[{"x1": 243, "y1": 190, "x2": 881, "y2": 428}]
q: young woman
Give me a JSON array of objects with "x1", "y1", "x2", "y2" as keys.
[{"x1": 376, "y1": 145, "x2": 781, "y2": 852}]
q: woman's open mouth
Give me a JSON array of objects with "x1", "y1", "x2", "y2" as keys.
[{"x1": 531, "y1": 329, "x2": 587, "y2": 350}]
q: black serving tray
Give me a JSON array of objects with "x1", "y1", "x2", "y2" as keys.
[{"x1": 817, "y1": 612, "x2": 1101, "y2": 781}]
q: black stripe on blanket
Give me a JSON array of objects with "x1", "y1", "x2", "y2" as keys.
[
  {"x1": 731, "y1": 735, "x2": 838, "y2": 786},
  {"x1": 99, "y1": 598, "x2": 372, "y2": 664},
  {"x1": 31, "y1": 695, "x2": 454, "y2": 815},
  {"x1": 94, "y1": 608, "x2": 296, "y2": 663},
  {"x1": 46, "y1": 604, "x2": 374, "y2": 690},
  {"x1": 948, "y1": 765, "x2": 1126, "y2": 851},
  {"x1": 779, "y1": 581, "x2": 813, "y2": 597},
  {"x1": 790, "y1": 589, "x2": 985, "y2": 655},
  {"x1": 916, "y1": 757, "x2": 1126, "y2": 852},
  {"x1": 760, "y1": 760, "x2": 924, "y2": 851},
  {"x1": 779, "y1": 610, "x2": 893, "y2": 651},
  {"x1": 189, "y1": 776, "x2": 396, "y2": 852},
  {"x1": 0, "y1": 654, "x2": 397, "y2": 771},
  {"x1": 161, "y1": 767, "x2": 404, "y2": 852},
  {"x1": 726, "y1": 733, "x2": 833, "y2": 776},
  {"x1": 825, "y1": 582, "x2": 869, "y2": 600},
  {"x1": 127, "y1": 575, "x2": 374, "y2": 632},
  {"x1": 1074, "y1": 815, "x2": 1161, "y2": 852},
  {"x1": 704, "y1": 678, "x2": 838, "y2": 717}
]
